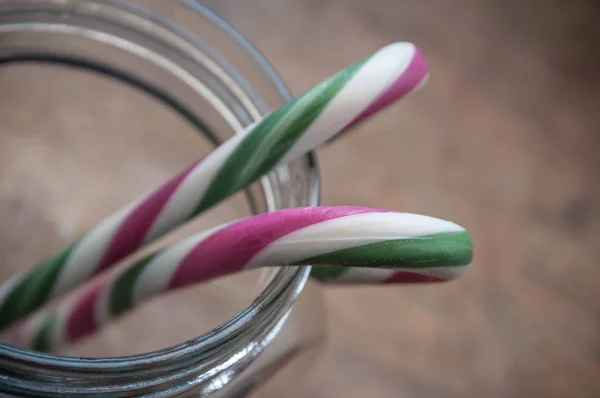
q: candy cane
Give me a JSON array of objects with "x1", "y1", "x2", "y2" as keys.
[
  {"x1": 0, "y1": 42, "x2": 429, "y2": 329},
  {"x1": 8, "y1": 206, "x2": 472, "y2": 352}
]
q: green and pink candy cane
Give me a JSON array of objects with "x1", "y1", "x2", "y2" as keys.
[
  {"x1": 7, "y1": 206, "x2": 472, "y2": 352},
  {"x1": 0, "y1": 42, "x2": 429, "y2": 329}
]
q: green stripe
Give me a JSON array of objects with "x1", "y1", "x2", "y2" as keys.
[
  {"x1": 109, "y1": 257, "x2": 153, "y2": 317},
  {"x1": 0, "y1": 241, "x2": 78, "y2": 329},
  {"x1": 301, "y1": 232, "x2": 472, "y2": 269},
  {"x1": 193, "y1": 56, "x2": 371, "y2": 214},
  {"x1": 309, "y1": 264, "x2": 349, "y2": 281},
  {"x1": 30, "y1": 313, "x2": 58, "y2": 352}
]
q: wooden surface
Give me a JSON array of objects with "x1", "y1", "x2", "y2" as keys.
[
  {"x1": 204, "y1": 1, "x2": 600, "y2": 397},
  {"x1": 1, "y1": 0, "x2": 600, "y2": 397}
]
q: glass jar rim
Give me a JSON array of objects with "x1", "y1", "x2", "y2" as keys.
[{"x1": 0, "y1": 0, "x2": 320, "y2": 389}]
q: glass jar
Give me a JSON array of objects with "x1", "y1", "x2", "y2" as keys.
[{"x1": 0, "y1": 0, "x2": 325, "y2": 396}]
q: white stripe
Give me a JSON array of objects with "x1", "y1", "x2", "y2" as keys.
[
  {"x1": 48, "y1": 305, "x2": 70, "y2": 349},
  {"x1": 18, "y1": 314, "x2": 45, "y2": 349},
  {"x1": 330, "y1": 265, "x2": 467, "y2": 284},
  {"x1": 50, "y1": 203, "x2": 135, "y2": 297},
  {"x1": 244, "y1": 212, "x2": 463, "y2": 269},
  {"x1": 140, "y1": 43, "x2": 417, "y2": 244},
  {"x1": 414, "y1": 72, "x2": 430, "y2": 91},
  {"x1": 276, "y1": 42, "x2": 418, "y2": 166},
  {"x1": 142, "y1": 134, "x2": 244, "y2": 244},
  {"x1": 0, "y1": 275, "x2": 20, "y2": 307},
  {"x1": 19, "y1": 302, "x2": 71, "y2": 350},
  {"x1": 132, "y1": 224, "x2": 227, "y2": 303}
]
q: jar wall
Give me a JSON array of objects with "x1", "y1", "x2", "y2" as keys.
[{"x1": 0, "y1": 1, "x2": 325, "y2": 396}]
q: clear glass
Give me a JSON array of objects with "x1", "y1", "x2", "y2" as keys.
[{"x1": 0, "y1": 0, "x2": 325, "y2": 396}]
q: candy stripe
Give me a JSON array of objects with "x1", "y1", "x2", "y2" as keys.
[
  {"x1": 0, "y1": 42, "x2": 428, "y2": 329},
  {"x1": 65, "y1": 279, "x2": 107, "y2": 341},
  {"x1": 0, "y1": 242, "x2": 77, "y2": 328},
  {"x1": 241, "y1": 212, "x2": 461, "y2": 270},
  {"x1": 50, "y1": 210, "x2": 129, "y2": 296},
  {"x1": 168, "y1": 206, "x2": 382, "y2": 289},
  {"x1": 109, "y1": 260, "x2": 152, "y2": 317},
  {"x1": 132, "y1": 231, "x2": 215, "y2": 304},
  {"x1": 307, "y1": 231, "x2": 471, "y2": 284},
  {"x1": 29, "y1": 314, "x2": 57, "y2": 352},
  {"x1": 95, "y1": 160, "x2": 202, "y2": 271},
  {"x1": 48, "y1": 307, "x2": 70, "y2": 349},
  {"x1": 300, "y1": 48, "x2": 431, "y2": 282},
  {"x1": 332, "y1": 268, "x2": 397, "y2": 284},
  {"x1": 191, "y1": 58, "x2": 370, "y2": 212},
  {"x1": 141, "y1": 139, "x2": 243, "y2": 244},
  {"x1": 312, "y1": 265, "x2": 467, "y2": 284},
  {"x1": 345, "y1": 45, "x2": 428, "y2": 129},
  {"x1": 275, "y1": 43, "x2": 417, "y2": 166},
  {"x1": 308, "y1": 263, "x2": 349, "y2": 281},
  {"x1": 93, "y1": 281, "x2": 113, "y2": 327},
  {"x1": 297, "y1": 232, "x2": 472, "y2": 268},
  {"x1": 8, "y1": 207, "x2": 471, "y2": 351},
  {"x1": 0, "y1": 277, "x2": 19, "y2": 309}
]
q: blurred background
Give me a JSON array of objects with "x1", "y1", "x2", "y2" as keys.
[
  {"x1": 201, "y1": 0, "x2": 600, "y2": 396},
  {"x1": 1, "y1": 0, "x2": 600, "y2": 397}
]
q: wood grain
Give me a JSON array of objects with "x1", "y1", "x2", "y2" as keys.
[
  {"x1": 1, "y1": 0, "x2": 599, "y2": 396},
  {"x1": 202, "y1": 1, "x2": 600, "y2": 397}
]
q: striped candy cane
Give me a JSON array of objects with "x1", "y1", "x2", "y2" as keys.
[
  {"x1": 0, "y1": 42, "x2": 429, "y2": 329},
  {"x1": 8, "y1": 206, "x2": 472, "y2": 352},
  {"x1": 311, "y1": 265, "x2": 452, "y2": 284}
]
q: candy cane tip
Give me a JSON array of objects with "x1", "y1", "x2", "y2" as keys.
[
  {"x1": 380, "y1": 42, "x2": 418, "y2": 56},
  {"x1": 378, "y1": 42, "x2": 427, "y2": 69}
]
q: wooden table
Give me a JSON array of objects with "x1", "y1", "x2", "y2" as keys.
[
  {"x1": 203, "y1": 1, "x2": 600, "y2": 396},
  {"x1": 1, "y1": 1, "x2": 599, "y2": 397}
]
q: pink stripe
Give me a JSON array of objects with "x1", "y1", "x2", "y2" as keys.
[
  {"x1": 384, "y1": 271, "x2": 445, "y2": 284},
  {"x1": 65, "y1": 279, "x2": 107, "y2": 341},
  {"x1": 168, "y1": 206, "x2": 391, "y2": 289},
  {"x1": 343, "y1": 47, "x2": 428, "y2": 131},
  {"x1": 95, "y1": 160, "x2": 203, "y2": 273}
]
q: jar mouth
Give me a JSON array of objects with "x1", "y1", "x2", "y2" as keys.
[{"x1": 0, "y1": 0, "x2": 320, "y2": 392}]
